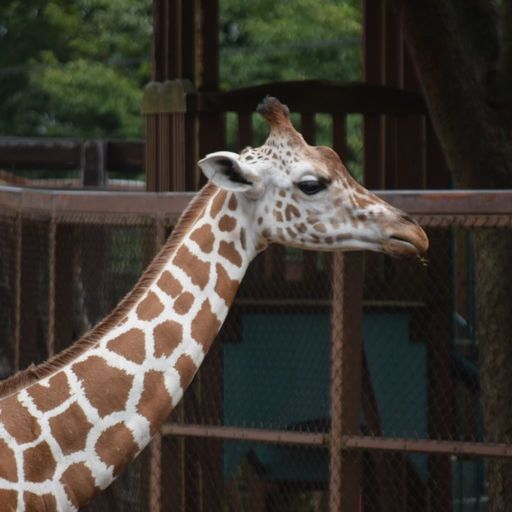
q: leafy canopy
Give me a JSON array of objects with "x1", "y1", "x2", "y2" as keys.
[
  {"x1": 0, "y1": 0, "x2": 151, "y2": 137},
  {"x1": 0, "y1": 0, "x2": 361, "y2": 138}
]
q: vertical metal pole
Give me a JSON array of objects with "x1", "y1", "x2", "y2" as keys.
[
  {"x1": 14, "y1": 212, "x2": 22, "y2": 371},
  {"x1": 47, "y1": 216, "x2": 56, "y2": 357},
  {"x1": 149, "y1": 433, "x2": 162, "y2": 512},
  {"x1": 330, "y1": 252, "x2": 364, "y2": 512},
  {"x1": 148, "y1": 216, "x2": 166, "y2": 512}
]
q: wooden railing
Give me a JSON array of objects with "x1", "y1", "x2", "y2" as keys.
[
  {"x1": 0, "y1": 137, "x2": 144, "y2": 186},
  {"x1": 1, "y1": 80, "x2": 437, "y2": 192}
]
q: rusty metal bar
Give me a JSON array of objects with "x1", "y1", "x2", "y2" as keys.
[
  {"x1": 2, "y1": 187, "x2": 512, "y2": 217},
  {"x1": 330, "y1": 253, "x2": 344, "y2": 512},
  {"x1": 160, "y1": 424, "x2": 329, "y2": 447},
  {"x1": 330, "y1": 253, "x2": 364, "y2": 512},
  {"x1": 47, "y1": 216, "x2": 56, "y2": 357},
  {"x1": 342, "y1": 436, "x2": 512, "y2": 458},
  {"x1": 14, "y1": 213, "x2": 22, "y2": 372},
  {"x1": 160, "y1": 424, "x2": 512, "y2": 459},
  {"x1": 0, "y1": 186, "x2": 193, "y2": 215},
  {"x1": 149, "y1": 433, "x2": 162, "y2": 512}
]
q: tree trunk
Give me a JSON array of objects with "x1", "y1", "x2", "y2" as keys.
[
  {"x1": 388, "y1": 1, "x2": 512, "y2": 510},
  {"x1": 474, "y1": 229, "x2": 512, "y2": 511}
]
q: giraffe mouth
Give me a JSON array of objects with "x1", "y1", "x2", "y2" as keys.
[{"x1": 384, "y1": 233, "x2": 428, "y2": 258}]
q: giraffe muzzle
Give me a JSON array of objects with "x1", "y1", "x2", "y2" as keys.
[{"x1": 383, "y1": 214, "x2": 429, "y2": 258}]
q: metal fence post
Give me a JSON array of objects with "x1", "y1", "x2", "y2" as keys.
[{"x1": 330, "y1": 252, "x2": 364, "y2": 512}]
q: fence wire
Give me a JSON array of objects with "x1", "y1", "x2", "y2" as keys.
[{"x1": 0, "y1": 205, "x2": 509, "y2": 511}]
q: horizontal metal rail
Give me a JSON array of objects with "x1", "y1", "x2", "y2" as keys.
[
  {"x1": 2, "y1": 187, "x2": 512, "y2": 217},
  {"x1": 0, "y1": 185, "x2": 193, "y2": 217},
  {"x1": 342, "y1": 436, "x2": 512, "y2": 458},
  {"x1": 161, "y1": 424, "x2": 512, "y2": 458},
  {"x1": 161, "y1": 423, "x2": 329, "y2": 446}
]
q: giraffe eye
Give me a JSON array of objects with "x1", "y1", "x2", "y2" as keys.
[{"x1": 297, "y1": 180, "x2": 327, "y2": 195}]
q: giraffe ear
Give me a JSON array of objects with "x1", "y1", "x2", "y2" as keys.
[{"x1": 198, "y1": 151, "x2": 255, "y2": 192}]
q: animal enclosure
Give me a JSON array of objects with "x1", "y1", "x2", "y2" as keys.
[
  {"x1": 0, "y1": 74, "x2": 504, "y2": 512},
  {"x1": 1, "y1": 185, "x2": 511, "y2": 511}
]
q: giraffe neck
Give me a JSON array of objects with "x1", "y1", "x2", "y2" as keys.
[{"x1": 0, "y1": 185, "x2": 256, "y2": 511}]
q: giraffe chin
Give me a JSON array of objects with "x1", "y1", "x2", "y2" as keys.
[{"x1": 382, "y1": 236, "x2": 426, "y2": 258}]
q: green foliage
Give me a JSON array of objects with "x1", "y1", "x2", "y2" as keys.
[
  {"x1": 0, "y1": 0, "x2": 151, "y2": 138},
  {"x1": 220, "y1": 0, "x2": 363, "y2": 178},
  {"x1": 220, "y1": 0, "x2": 361, "y2": 87},
  {"x1": 0, "y1": 0, "x2": 361, "y2": 163}
]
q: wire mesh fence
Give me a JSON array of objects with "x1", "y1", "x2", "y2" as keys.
[{"x1": 0, "y1": 189, "x2": 510, "y2": 511}]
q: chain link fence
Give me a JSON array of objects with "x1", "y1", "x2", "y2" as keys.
[{"x1": 0, "y1": 188, "x2": 510, "y2": 511}]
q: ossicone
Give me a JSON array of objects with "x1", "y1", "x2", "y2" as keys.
[{"x1": 257, "y1": 96, "x2": 291, "y2": 125}]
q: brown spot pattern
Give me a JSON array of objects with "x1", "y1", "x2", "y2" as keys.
[
  {"x1": 296, "y1": 223, "x2": 307, "y2": 233},
  {"x1": 191, "y1": 299, "x2": 220, "y2": 351},
  {"x1": 0, "y1": 394, "x2": 41, "y2": 443},
  {"x1": 174, "y1": 292, "x2": 194, "y2": 315},
  {"x1": 286, "y1": 227, "x2": 297, "y2": 238},
  {"x1": 0, "y1": 490, "x2": 17, "y2": 511},
  {"x1": 174, "y1": 354, "x2": 197, "y2": 390},
  {"x1": 190, "y1": 224, "x2": 215, "y2": 253},
  {"x1": 107, "y1": 328, "x2": 146, "y2": 364},
  {"x1": 215, "y1": 264, "x2": 239, "y2": 307},
  {"x1": 72, "y1": 356, "x2": 133, "y2": 417},
  {"x1": 210, "y1": 190, "x2": 227, "y2": 219},
  {"x1": 0, "y1": 438, "x2": 17, "y2": 481},
  {"x1": 274, "y1": 211, "x2": 284, "y2": 222},
  {"x1": 95, "y1": 423, "x2": 138, "y2": 476},
  {"x1": 218, "y1": 215, "x2": 237, "y2": 232},
  {"x1": 157, "y1": 271, "x2": 182, "y2": 298},
  {"x1": 60, "y1": 462, "x2": 99, "y2": 508},
  {"x1": 136, "y1": 291, "x2": 164, "y2": 321},
  {"x1": 228, "y1": 194, "x2": 238, "y2": 210},
  {"x1": 49, "y1": 402, "x2": 92, "y2": 455},
  {"x1": 24, "y1": 441, "x2": 56, "y2": 482},
  {"x1": 173, "y1": 245, "x2": 211, "y2": 289},
  {"x1": 137, "y1": 370, "x2": 172, "y2": 434},
  {"x1": 28, "y1": 371, "x2": 71, "y2": 413},
  {"x1": 153, "y1": 320, "x2": 182, "y2": 358},
  {"x1": 219, "y1": 241, "x2": 242, "y2": 268},
  {"x1": 285, "y1": 204, "x2": 300, "y2": 221},
  {"x1": 24, "y1": 492, "x2": 57, "y2": 512},
  {"x1": 313, "y1": 223, "x2": 327, "y2": 233}
]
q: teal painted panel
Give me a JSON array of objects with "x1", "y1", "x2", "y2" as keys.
[
  {"x1": 224, "y1": 314, "x2": 331, "y2": 430},
  {"x1": 223, "y1": 312, "x2": 427, "y2": 482}
]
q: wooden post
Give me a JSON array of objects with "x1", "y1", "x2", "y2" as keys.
[
  {"x1": 329, "y1": 252, "x2": 364, "y2": 512},
  {"x1": 146, "y1": 3, "x2": 223, "y2": 510},
  {"x1": 363, "y1": 0, "x2": 385, "y2": 189},
  {"x1": 80, "y1": 139, "x2": 106, "y2": 187}
]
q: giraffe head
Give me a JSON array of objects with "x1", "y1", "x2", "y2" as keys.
[{"x1": 199, "y1": 97, "x2": 428, "y2": 257}]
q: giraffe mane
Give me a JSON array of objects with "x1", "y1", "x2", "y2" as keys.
[{"x1": 0, "y1": 182, "x2": 218, "y2": 399}]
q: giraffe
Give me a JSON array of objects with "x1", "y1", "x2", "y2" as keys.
[{"x1": 0, "y1": 97, "x2": 428, "y2": 511}]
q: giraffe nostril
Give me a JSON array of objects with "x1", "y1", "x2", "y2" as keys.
[{"x1": 401, "y1": 214, "x2": 418, "y2": 226}]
